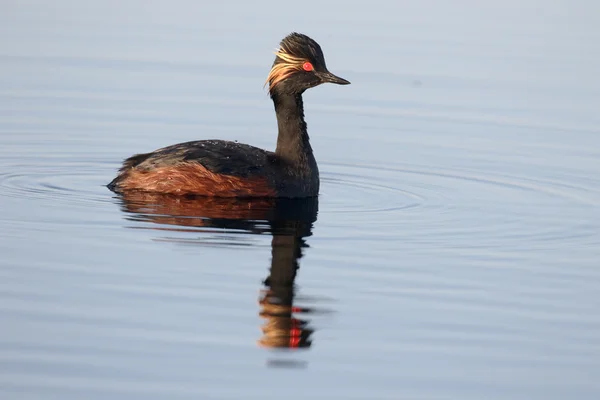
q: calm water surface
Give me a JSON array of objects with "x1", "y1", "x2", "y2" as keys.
[{"x1": 1, "y1": 1, "x2": 600, "y2": 399}]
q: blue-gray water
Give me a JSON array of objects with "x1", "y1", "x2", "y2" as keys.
[{"x1": 1, "y1": 1, "x2": 599, "y2": 399}]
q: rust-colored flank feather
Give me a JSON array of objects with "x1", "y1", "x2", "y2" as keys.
[{"x1": 116, "y1": 163, "x2": 276, "y2": 197}]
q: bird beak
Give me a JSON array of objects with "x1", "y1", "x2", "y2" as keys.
[{"x1": 318, "y1": 71, "x2": 351, "y2": 85}]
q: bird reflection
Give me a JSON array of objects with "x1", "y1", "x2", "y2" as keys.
[
  {"x1": 114, "y1": 191, "x2": 319, "y2": 350},
  {"x1": 258, "y1": 203, "x2": 316, "y2": 350}
]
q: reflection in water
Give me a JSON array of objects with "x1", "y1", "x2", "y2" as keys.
[
  {"x1": 114, "y1": 191, "x2": 320, "y2": 351},
  {"x1": 258, "y1": 203, "x2": 316, "y2": 350}
]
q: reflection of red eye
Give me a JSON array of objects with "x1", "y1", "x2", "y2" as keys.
[{"x1": 302, "y1": 62, "x2": 314, "y2": 71}]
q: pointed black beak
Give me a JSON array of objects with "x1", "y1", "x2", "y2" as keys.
[{"x1": 318, "y1": 71, "x2": 351, "y2": 85}]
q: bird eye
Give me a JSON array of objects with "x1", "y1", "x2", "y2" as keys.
[{"x1": 302, "y1": 62, "x2": 314, "y2": 72}]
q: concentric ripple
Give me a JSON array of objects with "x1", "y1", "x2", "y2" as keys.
[
  {"x1": 318, "y1": 160, "x2": 600, "y2": 249},
  {"x1": 2, "y1": 151, "x2": 598, "y2": 253},
  {"x1": 0, "y1": 158, "x2": 112, "y2": 208}
]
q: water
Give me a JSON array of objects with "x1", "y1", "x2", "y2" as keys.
[{"x1": 1, "y1": 1, "x2": 599, "y2": 399}]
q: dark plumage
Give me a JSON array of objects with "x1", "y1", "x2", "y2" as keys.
[{"x1": 108, "y1": 32, "x2": 350, "y2": 198}]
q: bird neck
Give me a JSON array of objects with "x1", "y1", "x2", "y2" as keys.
[{"x1": 271, "y1": 91, "x2": 314, "y2": 165}]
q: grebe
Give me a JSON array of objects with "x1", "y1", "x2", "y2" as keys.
[{"x1": 107, "y1": 32, "x2": 350, "y2": 198}]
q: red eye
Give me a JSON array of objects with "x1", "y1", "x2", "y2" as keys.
[{"x1": 302, "y1": 62, "x2": 314, "y2": 71}]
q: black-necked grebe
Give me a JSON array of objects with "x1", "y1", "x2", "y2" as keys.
[{"x1": 107, "y1": 32, "x2": 350, "y2": 198}]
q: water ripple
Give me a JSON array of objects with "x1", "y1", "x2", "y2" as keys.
[
  {"x1": 318, "y1": 160, "x2": 600, "y2": 250},
  {"x1": 0, "y1": 160, "x2": 110, "y2": 207}
]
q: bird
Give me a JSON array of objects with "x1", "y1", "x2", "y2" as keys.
[{"x1": 107, "y1": 32, "x2": 350, "y2": 198}]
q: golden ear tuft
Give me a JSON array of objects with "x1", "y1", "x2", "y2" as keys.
[{"x1": 264, "y1": 48, "x2": 306, "y2": 93}]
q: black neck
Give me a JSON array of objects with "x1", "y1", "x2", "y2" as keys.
[{"x1": 271, "y1": 90, "x2": 313, "y2": 164}]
